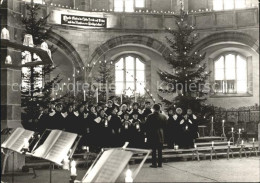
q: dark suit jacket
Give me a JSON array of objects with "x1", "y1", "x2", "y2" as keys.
[{"x1": 146, "y1": 112, "x2": 167, "y2": 146}]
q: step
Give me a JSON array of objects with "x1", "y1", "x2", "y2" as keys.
[
  {"x1": 195, "y1": 136, "x2": 223, "y2": 142},
  {"x1": 195, "y1": 141, "x2": 234, "y2": 147},
  {"x1": 132, "y1": 153, "x2": 204, "y2": 160}
]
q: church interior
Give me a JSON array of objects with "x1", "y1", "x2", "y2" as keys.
[{"x1": 0, "y1": 0, "x2": 259, "y2": 182}]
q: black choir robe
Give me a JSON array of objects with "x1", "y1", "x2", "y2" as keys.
[
  {"x1": 166, "y1": 114, "x2": 179, "y2": 148},
  {"x1": 48, "y1": 111, "x2": 65, "y2": 130},
  {"x1": 109, "y1": 114, "x2": 122, "y2": 147},
  {"x1": 131, "y1": 119, "x2": 144, "y2": 148},
  {"x1": 37, "y1": 112, "x2": 50, "y2": 134},
  {"x1": 179, "y1": 117, "x2": 194, "y2": 149},
  {"x1": 64, "y1": 111, "x2": 78, "y2": 133},
  {"x1": 187, "y1": 114, "x2": 199, "y2": 139},
  {"x1": 121, "y1": 119, "x2": 132, "y2": 145},
  {"x1": 173, "y1": 114, "x2": 184, "y2": 146}
]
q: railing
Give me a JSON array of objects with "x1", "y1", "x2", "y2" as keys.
[
  {"x1": 44, "y1": 6, "x2": 259, "y2": 30},
  {"x1": 214, "y1": 109, "x2": 260, "y2": 123}
]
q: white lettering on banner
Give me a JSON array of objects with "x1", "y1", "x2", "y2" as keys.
[{"x1": 61, "y1": 14, "x2": 107, "y2": 28}]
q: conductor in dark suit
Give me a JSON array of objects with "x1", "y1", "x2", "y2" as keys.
[{"x1": 146, "y1": 104, "x2": 167, "y2": 168}]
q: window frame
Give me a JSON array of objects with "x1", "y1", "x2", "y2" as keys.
[
  {"x1": 114, "y1": 54, "x2": 146, "y2": 96},
  {"x1": 114, "y1": 0, "x2": 146, "y2": 12},
  {"x1": 213, "y1": 52, "x2": 248, "y2": 95},
  {"x1": 213, "y1": 0, "x2": 247, "y2": 11}
]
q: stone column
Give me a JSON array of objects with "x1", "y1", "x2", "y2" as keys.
[
  {"x1": 258, "y1": 123, "x2": 260, "y2": 149},
  {"x1": 1, "y1": 0, "x2": 25, "y2": 172},
  {"x1": 79, "y1": 0, "x2": 91, "y2": 11}
]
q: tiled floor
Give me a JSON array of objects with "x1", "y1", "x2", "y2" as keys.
[{"x1": 1, "y1": 157, "x2": 259, "y2": 182}]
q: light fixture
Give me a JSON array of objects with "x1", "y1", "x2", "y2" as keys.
[
  {"x1": 1, "y1": 27, "x2": 10, "y2": 40},
  {"x1": 5, "y1": 55, "x2": 12, "y2": 65}
]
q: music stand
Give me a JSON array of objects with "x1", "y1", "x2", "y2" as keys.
[
  {"x1": 27, "y1": 129, "x2": 81, "y2": 183},
  {"x1": 1, "y1": 128, "x2": 35, "y2": 183},
  {"x1": 79, "y1": 145, "x2": 151, "y2": 183}
]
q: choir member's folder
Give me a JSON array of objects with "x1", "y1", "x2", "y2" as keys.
[
  {"x1": 31, "y1": 130, "x2": 78, "y2": 165},
  {"x1": 1, "y1": 128, "x2": 35, "y2": 154}
]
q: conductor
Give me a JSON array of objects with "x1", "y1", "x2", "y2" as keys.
[{"x1": 146, "y1": 104, "x2": 167, "y2": 168}]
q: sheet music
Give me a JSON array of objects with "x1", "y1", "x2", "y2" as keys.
[
  {"x1": 45, "y1": 131, "x2": 77, "y2": 165},
  {"x1": 10, "y1": 130, "x2": 34, "y2": 152},
  {"x1": 82, "y1": 149, "x2": 114, "y2": 182},
  {"x1": 1, "y1": 128, "x2": 23, "y2": 149},
  {"x1": 32, "y1": 130, "x2": 61, "y2": 159},
  {"x1": 1, "y1": 128, "x2": 34, "y2": 153},
  {"x1": 82, "y1": 149, "x2": 133, "y2": 183}
]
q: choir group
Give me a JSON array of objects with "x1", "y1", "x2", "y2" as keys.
[{"x1": 35, "y1": 99, "x2": 199, "y2": 150}]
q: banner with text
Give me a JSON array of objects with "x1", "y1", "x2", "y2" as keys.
[{"x1": 61, "y1": 14, "x2": 107, "y2": 28}]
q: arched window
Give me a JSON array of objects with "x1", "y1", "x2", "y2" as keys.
[
  {"x1": 115, "y1": 55, "x2": 145, "y2": 96},
  {"x1": 214, "y1": 53, "x2": 247, "y2": 94},
  {"x1": 213, "y1": 0, "x2": 246, "y2": 11},
  {"x1": 114, "y1": 0, "x2": 145, "y2": 12},
  {"x1": 23, "y1": 0, "x2": 44, "y2": 4}
]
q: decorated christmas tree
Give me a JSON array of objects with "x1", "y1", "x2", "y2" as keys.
[
  {"x1": 158, "y1": 8, "x2": 211, "y2": 114},
  {"x1": 94, "y1": 60, "x2": 113, "y2": 103},
  {"x1": 21, "y1": 1, "x2": 64, "y2": 124}
]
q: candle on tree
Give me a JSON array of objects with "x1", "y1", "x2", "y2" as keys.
[
  {"x1": 212, "y1": 141, "x2": 214, "y2": 147},
  {"x1": 121, "y1": 92, "x2": 123, "y2": 104},
  {"x1": 125, "y1": 123, "x2": 128, "y2": 129},
  {"x1": 211, "y1": 116, "x2": 213, "y2": 122},
  {"x1": 96, "y1": 89, "x2": 99, "y2": 103},
  {"x1": 86, "y1": 146, "x2": 89, "y2": 152},
  {"x1": 228, "y1": 141, "x2": 230, "y2": 146},
  {"x1": 222, "y1": 120, "x2": 225, "y2": 125},
  {"x1": 194, "y1": 144, "x2": 197, "y2": 149},
  {"x1": 136, "y1": 124, "x2": 140, "y2": 130},
  {"x1": 105, "y1": 120, "x2": 108, "y2": 127},
  {"x1": 239, "y1": 128, "x2": 241, "y2": 133},
  {"x1": 253, "y1": 138, "x2": 255, "y2": 143},
  {"x1": 144, "y1": 138, "x2": 147, "y2": 143},
  {"x1": 231, "y1": 127, "x2": 234, "y2": 132},
  {"x1": 241, "y1": 140, "x2": 244, "y2": 145},
  {"x1": 70, "y1": 161, "x2": 77, "y2": 176}
]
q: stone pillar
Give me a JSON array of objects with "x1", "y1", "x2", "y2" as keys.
[
  {"x1": 1, "y1": 0, "x2": 25, "y2": 172},
  {"x1": 78, "y1": 0, "x2": 91, "y2": 11},
  {"x1": 258, "y1": 123, "x2": 260, "y2": 148}
]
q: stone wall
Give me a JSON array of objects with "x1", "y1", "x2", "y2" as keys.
[
  {"x1": 41, "y1": 4, "x2": 260, "y2": 109},
  {"x1": 2, "y1": 0, "x2": 259, "y2": 111}
]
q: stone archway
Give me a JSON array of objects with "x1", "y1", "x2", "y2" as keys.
[
  {"x1": 194, "y1": 31, "x2": 259, "y2": 54},
  {"x1": 48, "y1": 31, "x2": 84, "y2": 69},
  {"x1": 88, "y1": 35, "x2": 170, "y2": 64}
]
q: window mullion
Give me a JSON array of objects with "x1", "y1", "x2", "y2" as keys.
[
  {"x1": 134, "y1": 57, "x2": 137, "y2": 92},
  {"x1": 235, "y1": 55, "x2": 237, "y2": 94},
  {"x1": 223, "y1": 56, "x2": 226, "y2": 94},
  {"x1": 123, "y1": 0, "x2": 126, "y2": 12},
  {"x1": 124, "y1": 57, "x2": 126, "y2": 91}
]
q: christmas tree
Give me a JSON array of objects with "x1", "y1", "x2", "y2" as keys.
[
  {"x1": 94, "y1": 60, "x2": 113, "y2": 103},
  {"x1": 158, "y1": 8, "x2": 211, "y2": 114},
  {"x1": 21, "y1": 1, "x2": 64, "y2": 124}
]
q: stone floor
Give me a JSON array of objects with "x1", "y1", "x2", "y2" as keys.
[{"x1": 1, "y1": 157, "x2": 259, "y2": 182}]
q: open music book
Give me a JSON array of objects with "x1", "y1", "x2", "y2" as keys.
[
  {"x1": 1, "y1": 128, "x2": 35, "y2": 153},
  {"x1": 82, "y1": 149, "x2": 133, "y2": 183},
  {"x1": 31, "y1": 130, "x2": 78, "y2": 165}
]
